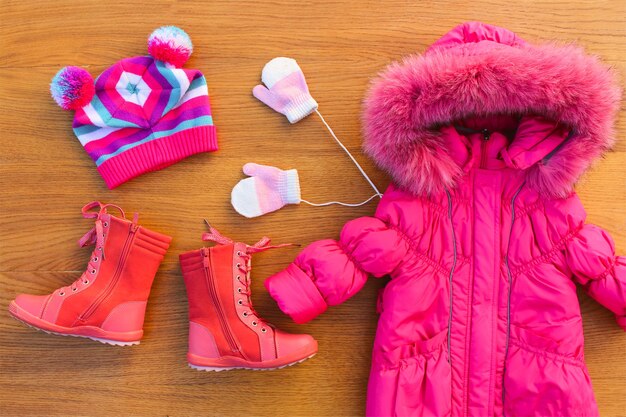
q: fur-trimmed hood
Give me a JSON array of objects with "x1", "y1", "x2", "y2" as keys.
[{"x1": 363, "y1": 22, "x2": 621, "y2": 198}]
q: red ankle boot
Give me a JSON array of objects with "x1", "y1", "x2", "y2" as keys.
[
  {"x1": 179, "y1": 224, "x2": 317, "y2": 371},
  {"x1": 9, "y1": 201, "x2": 172, "y2": 346}
]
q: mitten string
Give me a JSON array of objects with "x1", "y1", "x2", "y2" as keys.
[
  {"x1": 301, "y1": 193, "x2": 380, "y2": 207},
  {"x1": 314, "y1": 109, "x2": 382, "y2": 200}
]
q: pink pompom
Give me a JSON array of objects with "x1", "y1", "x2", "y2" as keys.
[
  {"x1": 50, "y1": 66, "x2": 95, "y2": 110},
  {"x1": 148, "y1": 26, "x2": 193, "y2": 68}
]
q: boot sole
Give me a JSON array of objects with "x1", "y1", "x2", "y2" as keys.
[
  {"x1": 188, "y1": 353, "x2": 316, "y2": 372},
  {"x1": 8, "y1": 301, "x2": 142, "y2": 346},
  {"x1": 187, "y1": 343, "x2": 318, "y2": 371}
]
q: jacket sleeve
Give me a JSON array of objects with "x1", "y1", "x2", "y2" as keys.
[
  {"x1": 565, "y1": 223, "x2": 626, "y2": 330},
  {"x1": 265, "y1": 216, "x2": 407, "y2": 323}
]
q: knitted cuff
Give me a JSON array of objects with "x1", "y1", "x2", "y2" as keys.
[
  {"x1": 284, "y1": 93, "x2": 318, "y2": 124},
  {"x1": 278, "y1": 169, "x2": 301, "y2": 205}
]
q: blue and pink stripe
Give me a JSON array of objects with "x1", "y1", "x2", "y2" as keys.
[
  {"x1": 72, "y1": 57, "x2": 214, "y2": 167},
  {"x1": 71, "y1": 56, "x2": 217, "y2": 188}
]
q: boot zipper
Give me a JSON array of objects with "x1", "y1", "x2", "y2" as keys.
[
  {"x1": 202, "y1": 248, "x2": 239, "y2": 354},
  {"x1": 445, "y1": 189, "x2": 457, "y2": 364},
  {"x1": 480, "y1": 129, "x2": 490, "y2": 169},
  {"x1": 501, "y1": 182, "x2": 525, "y2": 415},
  {"x1": 80, "y1": 222, "x2": 138, "y2": 321}
]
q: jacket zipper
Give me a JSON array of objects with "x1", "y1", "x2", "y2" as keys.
[
  {"x1": 480, "y1": 129, "x2": 490, "y2": 169},
  {"x1": 202, "y1": 248, "x2": 239, "y2": 354},
  {"x1": 80, "y1": 222, "x2": 138, "y2": 321},
  {"x1": 501, "y1": 182, "x2": 525, "y2": 414},
  {"x1": 445, "y1": 190, "x2": 458, "y2": 364}
]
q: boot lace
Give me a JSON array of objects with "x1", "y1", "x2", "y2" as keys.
[
  {"x1": 201, "y1": 221, "x2": 295, "y2": 332},
  {"x1": 59, "y1": 201, "x2": 126, "y2": 296},
  {"x1": 236, "y1": 253, "x2": 267, "y2": 329}
]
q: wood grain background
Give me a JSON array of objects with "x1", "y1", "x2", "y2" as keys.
[{"x1": 0, "y1": 1, "x2": 624, "y2": 416}]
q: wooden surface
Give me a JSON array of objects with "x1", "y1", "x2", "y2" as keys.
[{"x1": 0, "y1": 1, "x2": 624, "y2": 416}]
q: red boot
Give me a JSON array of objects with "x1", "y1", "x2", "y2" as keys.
[
  {"x1": 179, "y1": 224, "x2": 317, "y2": 371},
  {"x1": 9, "y1": 201, "x2": 171, "y2": 346}
]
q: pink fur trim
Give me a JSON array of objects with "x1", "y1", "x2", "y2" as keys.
[{"x1": 363, "y1": 22, "x2": 621, "y2": 198}]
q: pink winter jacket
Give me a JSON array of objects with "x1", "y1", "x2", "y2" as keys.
[{"x1": 265, "y1": 22, "x2": 625, "y2": 417}]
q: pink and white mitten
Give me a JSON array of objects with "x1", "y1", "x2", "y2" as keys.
[
  {"x1": 252, "y1": 57, "x2": 318, "y2": 123},
  {"x1": 231, "y1": 163, "x2": 301, "y2": 218}
]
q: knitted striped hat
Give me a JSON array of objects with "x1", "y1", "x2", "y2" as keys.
[{"x1": 50, "y1": 26, "x2": 217, "y2": 189}]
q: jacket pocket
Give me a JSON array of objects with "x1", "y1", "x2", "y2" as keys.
[
  {"x1": 504, "y1": 325, "x2": 598, "y2": 417},
  {"x1": 368, "y1": 330, "x2": 451, "y2": 417}
]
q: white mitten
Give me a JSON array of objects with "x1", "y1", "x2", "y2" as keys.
[
  {"x1": 231, "y1": 163, "x2": 301, "y2": 218},
  {"x1": 252, "y1": 57, "x2": 318, "y2": 123}
]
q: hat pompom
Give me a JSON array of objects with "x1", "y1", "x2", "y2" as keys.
[
  {"x1": 50, "y1": 66, "x2": 95, "y2": 111},
  {"x1": 148, "y1": 26, "x2": 193, "y2": 68}
]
